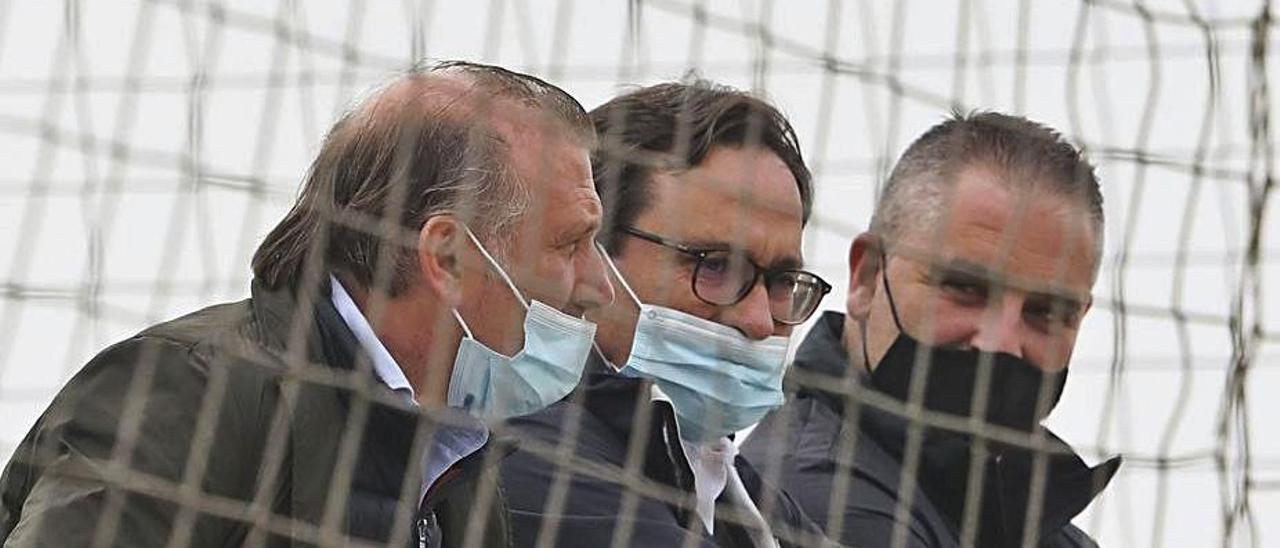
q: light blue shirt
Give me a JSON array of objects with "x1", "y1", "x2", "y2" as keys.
[{"x1": 329, "y1": 275, "x2": 488, "y2": 500}]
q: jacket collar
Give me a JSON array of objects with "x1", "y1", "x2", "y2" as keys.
[
  {"x1": 249, "y1": 276, "x2": 358, "y2": 371},
  {"x1": 573, "y1": 354, "x2": 711, "y2": 531},
  {"x1": 787, "y1": 311, "x2": 857, "y2": 413},
  {"x1": 247, "y1": 278, "x2": 513, "y2": 530},
  {"x1": 578, "y1": 353, "x2": 809, "y2": 545},
  {"x1": 574, "y1": 353, "x2": 651, "y2": 440},
  {"x1": 794, "y1": 311, "x2": 1120, "y2": 546}
]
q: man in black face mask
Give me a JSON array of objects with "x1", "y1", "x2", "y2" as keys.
[{"x1": 740, "y1": 111, "x2": 1121, "y2": 547}]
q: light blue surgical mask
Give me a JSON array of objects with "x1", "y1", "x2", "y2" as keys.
[
  {"x1": 601, "y1": 245, "x2": 790, "y2": 442},
  {"x1": 447, "y1": 228, "x2": 597, "y2": 420}
]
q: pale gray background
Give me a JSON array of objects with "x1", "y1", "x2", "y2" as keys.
[{"x1": 0, "y1": 1, "x2": 1276, "y2": 546}]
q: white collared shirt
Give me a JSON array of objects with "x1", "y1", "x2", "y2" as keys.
[
  {"x1": 680, "y1": 436, "x2": 735, "y2": 534},
  {"x1": 329, "y1": 275, "x2": 488, "y2": 499},
  {"x1": 647, "y1": 384, "x2": 776, "y2": 544}
]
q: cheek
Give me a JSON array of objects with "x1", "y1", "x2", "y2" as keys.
[
  {"x1": 892, "y1": 285, "x2": 983, "y2": 343},
  {"x1": 862, "y1": 297, "x2": 901, "y2": 368},
  {"x1": 651, "y1": 261, "x2": 694, "y2": 291},
  {"x1": 510, "y1": 250, "x2": 575, "y2": 307},
  {"x1": 625, "y1": 259, "x2": 696, "y2": 306},
  {"x1": 1025, "y1": 330, "x2": 1079, "y2": 371},
  {"x1": 461, "y1": 277, "x2": 528, "y2": 354},
  {"x1": 543, "y1": 255, "x2": 578, "y2": 306},
  {"x1": 661, "y1": 284, "x2": 716, "y2": 319},
  {"x1": 628, "y1": 260, "x2": 712, "y2": 317},
  {"x1": 923, "y1": 303, "x2": 986, "y2": 343}
]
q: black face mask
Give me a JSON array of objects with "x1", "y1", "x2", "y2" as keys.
[{"x1": 863, "y1": 254, "x2": 1068, "y2": 433}]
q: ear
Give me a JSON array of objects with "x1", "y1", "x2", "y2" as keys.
[
  {"x1": 846, "y1": 232, "x2": 882, "y2": 322},
  {"x1": 417, "y1": 216, "x2": 465, "y2": 308}
]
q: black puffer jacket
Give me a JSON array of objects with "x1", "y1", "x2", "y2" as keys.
[
  {"x1": 740, "y1": 312, "x2": 1120, "y2": 547},
  {"x1": 0, "y1": 279, "x2": 511, "y2": 547}
]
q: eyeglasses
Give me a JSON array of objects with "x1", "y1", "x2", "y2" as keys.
[{"x1": 619, "y1": 226, "x2": 832, "y2": 325}]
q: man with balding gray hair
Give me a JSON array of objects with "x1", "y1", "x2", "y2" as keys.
[
  {"x1": 742, "y1": 111, "x2": 1121, "y2": 547},
  {"x1": 0, "y1": 60, "x2": 613, "y2": 547}
]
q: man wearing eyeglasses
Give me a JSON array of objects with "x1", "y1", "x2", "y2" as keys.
[
  {"x1": 496, "y1": 81, "x2": 835, "y2": 547},
  {"x1": 740, "y1": 112, "x2": 1121, "y2": 547}
]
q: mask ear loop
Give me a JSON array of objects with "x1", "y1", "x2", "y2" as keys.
[
  {"x1": 452, "y1": 309, "x2": 475, "y2": 339},
  {"x1": 593, "y1": 241, "x2": 640, "y2": 372},
  {"x1": 596, "y1": 241, "x2": 643, "y2": 309},
  {"x1": 861, "y1": 248, "x2": 909, "y2": 373},
  {"x1": 452, "y1": 223, "x2": 530, "y2": 343},
  {"x1": 878, "y1": 249, "x2": 908, "y2": 333},
  {"x1": 462, "y1": 224, "x2": 531, "y2": 312}
]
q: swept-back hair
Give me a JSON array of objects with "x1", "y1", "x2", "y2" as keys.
[
  {"x1": 589, "y1": 79, "x2": 812, "y2": 254},
  {"x1": 252, "y1": 60, "x2": 593, "y2": 296}
]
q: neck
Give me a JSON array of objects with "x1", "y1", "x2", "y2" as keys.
[
  {"x1": 344, "y1": 278, "x2": 459, "y2": 408},
  {"x1": 843, "y1": 315, "x2": 871, "y2": 373}
]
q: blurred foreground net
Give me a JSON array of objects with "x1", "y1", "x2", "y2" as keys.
[{"x1": 0, "y1": 1, "x2": 1275, "y2": 546}]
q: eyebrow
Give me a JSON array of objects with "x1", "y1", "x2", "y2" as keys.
[
  {"x1": 668, "y1": 236, "x2": 730, "y2": 252},
  {"x1": 554, "y1": 214, "x2": 602, "y2": 245},
  {"x1": 674, "y1": 236, "x2": 804, "y2": 271},
  {"x1": 933, "y1": 258, "x2": 1091, "y2": 307},
  {"x1": 766, "y1": 253, "x2": 804, "y2": 271}
]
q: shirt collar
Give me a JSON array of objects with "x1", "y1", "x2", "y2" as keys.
[
  {"x1": 329, "y1": 275, "x2": 416, "y2": 401},
  {"x1": 328, "y1": 276, "x2": 492, "y2": 500}
]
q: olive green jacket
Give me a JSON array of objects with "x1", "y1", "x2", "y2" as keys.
[{"x1": 0, "y1": 280, "x2": 511, "y2": 547}]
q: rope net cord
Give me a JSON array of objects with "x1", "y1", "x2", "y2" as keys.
[{"x1": 0, "y1": 1, "x2": 1275, "y2": 546}]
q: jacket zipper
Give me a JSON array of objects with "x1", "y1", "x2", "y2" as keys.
[{"x1": 417, "y1": 516, "x2": 429, "y2": 548}]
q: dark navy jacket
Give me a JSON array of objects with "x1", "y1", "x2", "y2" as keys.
[
  {"x1": 497, "y1": 358, "x2": 833, "y2": 548},
  {"x1": 740, "y1": 312, "x2": 1120, "y2": 548}
]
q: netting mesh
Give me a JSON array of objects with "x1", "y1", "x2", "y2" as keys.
[{"x1": 0, "y1": 1, "x2": 1276, "y2": 546}]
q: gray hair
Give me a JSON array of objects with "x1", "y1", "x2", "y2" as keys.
[
  {"x1": 251, "y1": 60, "x2": 593, "y2": 296},
  {"x1": 870, "y1": 110, "x2": 1104, "y2": 262}
]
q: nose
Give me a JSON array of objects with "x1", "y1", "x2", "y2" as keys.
[
  {"x1": 971, "y1": 295, "x2": 1025, "y2": 358},
  {"x1": 719, "y1": 279, "x2": 775, "y2": 340},
  {"x1": 570, "y1": 243, "x2": 615, "y2": 312}
]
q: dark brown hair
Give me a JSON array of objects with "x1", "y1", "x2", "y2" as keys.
[{"x1": 589, "y1": 80, "x2": 812, "y2": 254}]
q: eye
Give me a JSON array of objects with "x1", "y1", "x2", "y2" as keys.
[
  {"x1": 699, "y1": 254, "x2": 730, "y2": 275},
  {"x1": 766, "y1": 272, "x2": 798, "y2": 295},
  {"x1": 558, "y1": 238, "x2": 583, "y2": 256},
  {"x1": 1024, "y1": 298, "x2": 1082, "y2": 332},
  {"x1": 938, "y1": 275, "x2": 988, "y2": 305}
]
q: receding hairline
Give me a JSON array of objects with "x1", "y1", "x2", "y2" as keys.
[
  {"x1": 871, "y1": 111, "x2": 1104, "y2": 253},
  {"x1": 349, "y1": 70, "x2": 589, "y2": 147},
  {"x1": 250, "y1": 61, "x2": 598, "y2": 294},
  {"x1": 874, "y1": 158, "x2": 1105, "y2": 281},
  {"x1": 343, "y1": 68, "x2": 591, "y2": 221}
]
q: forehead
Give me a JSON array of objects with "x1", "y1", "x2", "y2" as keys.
[
  {"x1": 898, "y1": 167, "x2": 1098, "y2": 297},
  {"x1": 497, "y1": 106, "x2": 594, "y2": 188},
  {"x1": 635, "y1": 146, "x2": 804, "y2": 260},
  {"x1": 500, "y1": 115, "x2": 600, "y2": 230}
]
